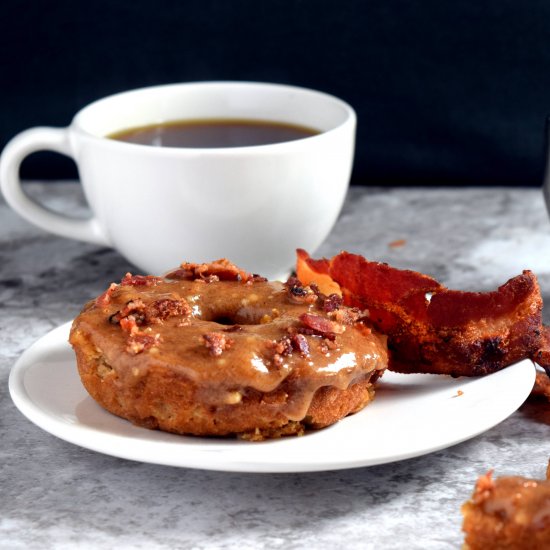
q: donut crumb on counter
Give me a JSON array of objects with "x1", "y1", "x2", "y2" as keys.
[
  {"x1": 462, "y1": 467, "x2": 550, "y2": 549},
  {"x1": 69, "y1": 259, "x2": 388, "y2": 440}
]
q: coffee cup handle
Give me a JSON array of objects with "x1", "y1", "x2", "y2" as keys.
[{"x1": 0, "y1": 127, "x2": 111, "y2": 246}]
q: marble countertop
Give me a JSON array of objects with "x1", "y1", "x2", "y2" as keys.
[{"x1": 2, "y1": 183, "x2": 550, "y2": 549}]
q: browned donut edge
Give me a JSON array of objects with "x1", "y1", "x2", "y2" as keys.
[{"x1": 72, "y1": 340, "x2": 379, "y2": 441}]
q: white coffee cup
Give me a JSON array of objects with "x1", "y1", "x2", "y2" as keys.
[{"x1": 0, "y1": 81, "x2": 356, "y2": 280}]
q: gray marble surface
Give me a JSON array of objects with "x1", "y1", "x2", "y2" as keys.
[{"x1": 2, "y1": 183, "x2": 550, "y2": 549}]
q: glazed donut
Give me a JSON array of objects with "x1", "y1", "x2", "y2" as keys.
[{"x1": 70, "y1": 259, "x2": 388, "y2": 440}]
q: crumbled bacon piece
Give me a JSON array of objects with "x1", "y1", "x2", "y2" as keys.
[
  {"x1": 291, "y1": 333, "x2": 310, "y2": 356},
  {"x1": 119, "y1": 315, "x2": 139, "y2": 335},
  {"x1": 285, "y1": 276, "x2": 301, "y2": 288},
  {"x1": 273, "y1": 336, "x2": 293, "y2": 356},
  {"x1": 111, "y1": 297, "x2": 190, "y2": 326},
  {"x1": 319, "y1": 337, "x2": 338, "y2": 354},
  {"x1": 95, "y1": 283, "x2": 118, "y2": 308},
  {"x1": 299, "y1": 313, "x2": 345, "y2": 336},
  {"x1": 110, "y1": 299, "x2": 147, "y2": 325},
  {"x1": 267, "y1": 331, "x2": 315, "y2": 359},
  {"x1": 265, "y1": 336, "x2": 293, "y2": 367},
  {"x1": 203, "y1": 332, "x2": 234, "y2": 356},
  {"x1": 309, "y1": 282, "x2": 321, "y2": 295},
  {"x1": 166, "y1": 259, "x2": 252, "y2": 283},
  {"x1": 332, "y1": 307, "x2": 363, "y2": 325},
  {"x1": 290, "y1": 286, "x2": 318, "y2": 304},
  {"x1": 284, "y1": 277, "x2": 318, "y2": 305},
  {"x1": 126, "y1": 332, "x2": 162, "y2": 355},
  {"x1": 323, "y1": 293, "x2": 343, "y2": 313},
  {"x1": 146, "y1": 298, "x2": 191, "y2": 323},
  {"x1": 120, "y1": 273, "x2": 163, "y2": 287},
  {"x1": 118, "y1": 315, "x2": 161, "y2": 354}
]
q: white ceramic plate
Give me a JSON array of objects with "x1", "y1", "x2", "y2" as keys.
[{"x1": 9, "y1": 322, "x2": 535, "y2": 473}]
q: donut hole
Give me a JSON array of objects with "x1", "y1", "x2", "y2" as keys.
[
  {"x1": 209, "y1": 308, "x2": 269, "y2": 326},
  {"x1": 212, "y1": 315, "x2": 237, "y2": 326}
]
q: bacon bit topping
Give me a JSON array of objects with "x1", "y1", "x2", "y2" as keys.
[
  {"x1": 119, "y1": 315, "x2": 161, "y2": 354},
  {"x1": 331, "y1": 307, "x2": 364, "y2": 325},
  {"x1": 291, "y1": 333, "x2": 310, "y2": 356},
  {"x1": 284, "y1": 277, "x2": 318, "y2": 305},
  {"x1": 95, "y1": 283, "x2": 118, "y2": 308},
  {"x1": 273, "y1": 336, "x2": 293, "y2": 356},
  {"x1": 119, "y1": 315, "x2": 139, "y2": 335},
  {"x1": 319, "y1": 338, "x2": 338, "y2": 354},
  {"x1": 299, "y1": 313, "x2": 345, "y2": 337},
  {"x1": 110, "y1": 299, "x2": 147, "y2": 325},
  {"x1": 146, "y1": 298, "x2": 191, "y2": 323},
  {"x1": 284, "y1": 276, "x2": 300, "y2": 287},
  {"x1": 265, "y1": 336, "x2": 293, "y2": 368},
  {"x1": 322, "y1": 293, "x2": 343, "y2": 312},
  {"x1": 203, "y1": 332, "x2": 234, "y2": 356},
  {"x1": 265, "y1": 333, "x2": 311, "y2": 362},
  {"x1": 126, "y1": 332, "x2": 162, "y2": 355},
  {"x1": 117, "y1": 313, "x2": 163, "y2": 354},
  {"x1": 120, "y1": 273, "x2": 163, "y2": 287},
  {"x1": 165, "y1": 259, "x2": 252, "y2": 283},
  {"x1": 111, "y1": 297, "x2": 190, "y2": 326}
]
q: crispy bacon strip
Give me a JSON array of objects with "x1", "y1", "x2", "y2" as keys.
[{"x1": 296, "y1": 249, "x2": 543, "y2": 377}]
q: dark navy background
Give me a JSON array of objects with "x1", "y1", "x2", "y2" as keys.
[{"x1": 3, "y1": 0, "x2": 550, "y2": 186}]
